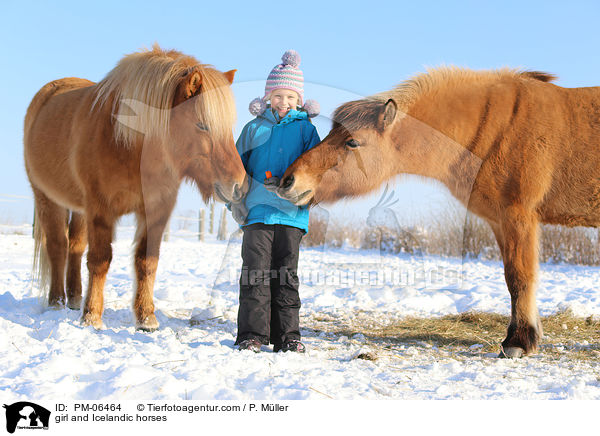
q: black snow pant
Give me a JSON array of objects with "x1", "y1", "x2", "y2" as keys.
[{"x1": 235, "y1": 223, "x2": 304, "y2": 347}]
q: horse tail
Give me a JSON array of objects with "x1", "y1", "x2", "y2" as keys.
[
  {"x1": 32, "y1": 208, "x2": 51, "y2": 300},
  {"x1": 25, "y1": 83, "x2": 60, "y2": 301}
]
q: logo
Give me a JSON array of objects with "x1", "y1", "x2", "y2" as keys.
[{"x1": 3, "y1": 402, "x2": 50, "y2": 434}]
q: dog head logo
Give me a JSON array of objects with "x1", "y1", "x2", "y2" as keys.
[{"x1": 3, "y1": 402, "x2": 50, "y2": 433}]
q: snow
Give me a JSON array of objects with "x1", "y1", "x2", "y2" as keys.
[{"x1": 2, "y1": 229, "x2": 600, "y2": 401}]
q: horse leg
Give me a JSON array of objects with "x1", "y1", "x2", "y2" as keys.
[
  {"x1": 488, "y1": 221, "x2": 504, "y2": 259},
  {"x1": 133, "y1": 210, "x2": 171, "y2": 331},
  {"x1": 33, "y1": 188, "x2": 68, "y2": 307},
  {"x1": 499, "y1": 205, "x2": 542, "y2": 358},
  {"x1": 66, "y1": 212, "x2": 87, "y2": 310},
  {"x1": 81, "y1": 212, "x2": 114, "y2": 329}
]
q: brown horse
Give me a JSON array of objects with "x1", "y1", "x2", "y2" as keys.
[
  {"x1": 278, "y1": 67, "x2": 600, "y2": 357},
  {"x1": 24, "y1": 44, "x2": 247, "y2": 331}
]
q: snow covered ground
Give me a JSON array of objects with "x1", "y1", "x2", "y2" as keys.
[{"x1": 1, "y1": 227, "x2": 600, "y2": 401}]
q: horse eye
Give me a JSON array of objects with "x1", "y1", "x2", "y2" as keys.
[
  {"x1": 345, "y1": 139, "x2": 360, "y2": 149},
  {"x1": 196, "y1": 122, "x2": 209, "y2": 132}
]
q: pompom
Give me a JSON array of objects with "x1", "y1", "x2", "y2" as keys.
[
  {"x1": 302, "y1": 99, "x2": 320, "y2": 118},
  {"x1": 249, "y1": 97, "x2": 266, "y2": 116},
  {"x1": 281, "y1": 50, "x2": 301, "y2": 68}
]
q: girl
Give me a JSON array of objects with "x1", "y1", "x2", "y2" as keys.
[{"x1": 231, "y1": 50, "x2": 320, "y2": 353}]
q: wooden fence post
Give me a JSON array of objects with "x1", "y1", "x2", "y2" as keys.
[
  {"x1": 199, "y1": 209, "x2": 205, "y2": 241},
  {"x1": 217, "y1": 207, "x2": 227, "y2": 240}
]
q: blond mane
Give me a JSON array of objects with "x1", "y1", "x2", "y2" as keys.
[
  {"x1": 334, "y1": 67, "x2": 557, "y2": 130},
  {"x1": 384, "y1": 66, "x2": 557, "y2": 112},
  {"x1": 93, "y1": 44, "x2": 235, "y2": 147}
]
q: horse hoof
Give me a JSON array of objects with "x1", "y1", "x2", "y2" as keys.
[
  {"x1": 67, "y1": 298, "x2": 82, "y2": 310},
  {"x1": 81, "y1": 313, "x2": 103, "y2": 330},
  {"x1": 136, "y1": 315, "x2": 159, "y2": 332},
  {"x1": 47, "y1": 298, "x2": 65, "y2": 308},
  {"x1": 189, "y1": 314, "x2": 203, "y2": 326},
  {"x1": 498, "y1": 347, "x2": 524, "y2": 359}
]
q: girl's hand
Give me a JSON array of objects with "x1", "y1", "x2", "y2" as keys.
[{"x1": 264, "y1": 176, "x2": 281, "y2": 193}]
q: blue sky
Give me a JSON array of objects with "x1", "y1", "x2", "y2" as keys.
[{"x1": 1, "y1": 0, "x2": 600, "y2": 226}]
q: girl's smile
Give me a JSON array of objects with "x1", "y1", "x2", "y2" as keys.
[{"x1": 270, "y1": 89, "x2": 299, "y2": 118}]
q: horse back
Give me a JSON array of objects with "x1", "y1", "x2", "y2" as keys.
[
  {"x1": 24, "y1": 78, "x2": 96, "y2": 211},
  {"x1": 469, "y1": 80, "x2": 600, "y2": 227}
]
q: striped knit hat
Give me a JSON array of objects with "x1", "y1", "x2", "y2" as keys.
[
  {"x1": 248, "y1": 50, "x2": 320, "y2": 118},
  {"x1": 264, "y1": 50, "x2": 304, "y2": 104}
]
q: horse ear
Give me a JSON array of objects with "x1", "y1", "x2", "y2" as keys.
[
  {"x1": 184, "y1": 71, "x2": 202, "y2": 99},
  {"x1": 223, "y1": 69, "x2": 236, "y2": 84},
  {"x1": 380, "y1": 99, "x2": 397, "y2": 130}
]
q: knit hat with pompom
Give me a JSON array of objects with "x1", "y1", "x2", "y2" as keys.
[{"x1": 248, "y1": 50, "x2": 319, "y2": 118}]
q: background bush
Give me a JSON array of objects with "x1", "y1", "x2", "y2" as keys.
[{"x1": 302, "y1": 204, "x2": 600, "y2": 266}]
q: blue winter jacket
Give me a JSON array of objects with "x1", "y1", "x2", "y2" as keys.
[{"x1": 235, "y1": 108, "x2": 320, "y2": 233}]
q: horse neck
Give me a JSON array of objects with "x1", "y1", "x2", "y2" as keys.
[{"x1": 394, "y1": 83, "x2": 488, "y2": 207}]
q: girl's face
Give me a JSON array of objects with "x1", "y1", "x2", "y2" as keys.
[{"x1": 270, "y1": 89, "x2": 299, "y2": 118}]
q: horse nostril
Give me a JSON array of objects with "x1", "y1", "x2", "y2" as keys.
[
  {"x1": 232, "y1": 183, "x2": 242, "y2": 201},
  {"x1": 281, "y1": 175, "x2": 294, "y2": 190}
]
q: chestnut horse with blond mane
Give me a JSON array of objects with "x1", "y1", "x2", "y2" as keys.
[
  {"x1": 278, "y1": 67, "x2": 600, "y2": 358},
  {"x1": 24, "y1": 45, "x2": 246, "y2": 331}
]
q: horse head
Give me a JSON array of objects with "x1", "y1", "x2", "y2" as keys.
[
  {"x1": 113, "y1": 64, "x2": 247, "y2": 204},
  {"x1": 170, "y1": 67, "x2": 247, "y2": 203},
  {"x1": 278, "y1": 98, "x2": 401, "y2": 207}
]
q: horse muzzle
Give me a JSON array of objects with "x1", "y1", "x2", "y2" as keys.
[
  {"x1": 277, "y1": 175, "x2": 313, "y2": 206},
  {"x1": 232, "y1": 176, "x2": 249, "y2": 202},
  {"x1": 214, "y1": 177, "x2": 248, "y2": 203}
]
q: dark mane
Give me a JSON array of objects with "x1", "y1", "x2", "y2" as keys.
[
  {"x1": 332, "y1": 98, "x2": 384, "y2": 132},
  {"x1": 519, "y1": 70, "x2": 558, "y2": 82}
]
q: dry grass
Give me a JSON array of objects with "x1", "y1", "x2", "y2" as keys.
[{"x1": 304, "y1": 310, "x2": 600, "y2": 362}]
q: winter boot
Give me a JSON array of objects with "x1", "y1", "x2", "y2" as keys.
[
  {"x1": 238, "y1": 338, "x2": 262, "y2": 353},
  {"x1": 274, "y1": 340, "x2": 305, "y2": 353}
]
